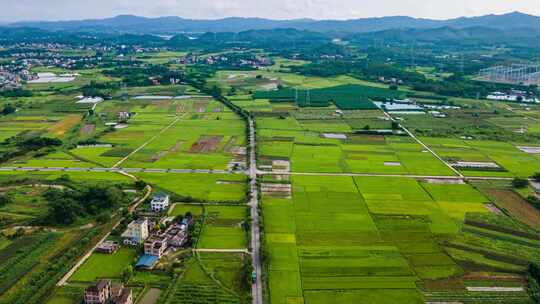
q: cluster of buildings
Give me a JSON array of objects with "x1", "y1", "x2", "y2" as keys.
[
  {"x1": 83, "y1": 194, "x2": 183, "y2": 303},
  {"x1": 374, "y1": 98, "x2": 461, "y2": 118},
  {"x1": 135, "y1": 217, "x2": 192, "y2": 268},
  {"x1": 486, "y1": 90, "x2": 539, "y2": 103},
  {"x1": 117, "y1": 194, "x2": 191, "y2": 268},
  {"x1": 378, "y1": 76, "x2": 404, "y2": 85},
  {"x1": 0, "y1": 70, "x2": 25, "y2": 91},
  {"x1": 176, "y1": 53, "x2": 271, "y2": 69},
  {"x1": 84, "y1": 280, "x2": 132, "y2": 304}
]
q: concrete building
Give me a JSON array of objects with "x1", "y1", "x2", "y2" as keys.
[
  {"x1": 150, "y1": 194, "x2": 170, "y2": 212},
  {"x1": 111, "y1": 284, "x2": 133, "y2": 304},
  {"x1": 121, "y1": 218, "x2": 149, "y2": 245},
  {"x1": 84, "y1": 280, "x2": 111, "y2": 304},
  {"x1": 95, "y1": 241, "x2": 119, "y2": 254},
  {"x1": 144, "y1": 235, "x2": 168, "y2": 258},
  {"x1": 117, "y1": 111, "x2": 130, "y2": 123},
  {"x1": 84, "y1": 280, "x2": 132, "y2": 304},
  {"x1": 165, "y1": 222, "x2": 188, "y2": 248}
]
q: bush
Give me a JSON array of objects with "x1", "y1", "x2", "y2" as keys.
[
  {"x1": 96, "y1": 212, "x2": 111, "y2": 224},
  {"x1": 0, "y1": 194, "x2": 13, "y2": 207},
  {"x1": 41, "y1": 184, "x2": 129, "y2": 226},
  {"x1": 512, "y1": 178, "x2": 529, "y2": 189},
  {"x1": 134, "y1": 180, "x2": 147, "y2": 190},
  {"x1": 527, "y1": 196, "x2": 540, "y2": 209},
  {"x1": 1, "y1": 104, "x2": 16, "y2": 115},
  {"x1": 528, "y1": 263, "x2": 540, "y2": 303}
]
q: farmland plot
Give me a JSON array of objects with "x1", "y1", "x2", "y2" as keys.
[
  {"x1": 257, "y1": 116, "x2": 453, "y2": 175},
  {"x1": 421, "y1": 137, "x2": 540, "y2": 177},
  {"x1": 198, "y1": 205, "x2": 248, "y2": 249},
  {"x1": 264, "y1": 176, "x2": 425, "y2": 304},
  {"x1": 264, "y1": 175, "x2": 505, "y2": 304},
  {"x1": 123, "y1": 113, "x2": 245, "y2": 170}
]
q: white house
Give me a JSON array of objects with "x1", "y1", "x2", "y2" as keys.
[
  {"x1": 121, "y1": 218, "x2": 149, "y2": 245},
  {"x1": 150, "y1": 194, "x2": 170, "y2": 212}
]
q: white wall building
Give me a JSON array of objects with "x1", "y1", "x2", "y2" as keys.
[
  {"x1": 121, "y1": 218, "x2": 149, "y2": 245},
  {"x1": 150, "y1": 194, "x2": 170, "y2": 212}
]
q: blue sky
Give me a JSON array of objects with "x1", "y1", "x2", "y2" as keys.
[{"x1": 1, "y1": 0, "x2": 539, "y2": 22}]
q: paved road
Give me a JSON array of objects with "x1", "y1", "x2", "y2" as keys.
[
  {"x1": 1, "y1": 166, "x2": 521, "y2": 181},
  {"x1": 248, "y1": 118, "x2": 263, "y2": 304},
  {"x1": 0, "y1": 166, "x2": 240, "y2": 174},
  {"x1": 258, "y1": 171, "x2": 518, "y2": 181}
]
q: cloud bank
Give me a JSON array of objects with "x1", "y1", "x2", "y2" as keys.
[{"x1": 1, "y1": 0, "x2": 539, "y2": 22}]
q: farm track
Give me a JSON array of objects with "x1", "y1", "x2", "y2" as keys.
[
  {"x1": 381, "y1": 110, "x2": 464, "y2": 178},
  {"x1": 56, "y1": 174, "x2": 152, "y2": 286},
  {"x1": 0, "y1": 166, "x2": 238, "y2": 174}
]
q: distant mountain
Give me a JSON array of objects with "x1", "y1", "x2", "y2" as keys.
[
  {"x1": 346, "y1": 25, "x2": 540, "y2": 47},
  {"x1": 9, "y1": 12, "x2": 540, "y2": 34},
  {"x1": 9, "y1": 15, "x2": 302, "y2": 33}
]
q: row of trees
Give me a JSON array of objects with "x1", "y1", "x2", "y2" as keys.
[
  {"x1": 0, "y1": 89, "x2": 32, "y2": 98},
  {"x1": 529, "y1": 263, "x2": 540, "y2": 303},
  {"x1": 104, "y1": 64, "x2": 183, "y2": 87},
  {"x1": 0, "y1": 136, "x2": 62, "y2": 163},
  {"x1": 290, "y1": 58, "x2": 539, "y2": 99}
]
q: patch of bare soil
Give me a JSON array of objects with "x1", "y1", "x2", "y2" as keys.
[
  {"x1": 261, "y1": 183, "x2": 292, "y2": 198},
  {"x1": 194, "y1": 101, "x2": 209, "y2": 112},
  {"x1": 487, "y1": 189, "x2": 540, "y2": 229},
  {"x1": 175, "y1": 103, "x2": 186, "y2": 113},
  {"x1": 485, "y1": 203, "x2": 503, "y2": 215},
  {"x1": 462, "y1": 272, "x2": 523, "y2": 282},
  {"x1": 150, "y1": 151, "x2": 168, "y2": 162},
  {"x1": 80, "y1": 124, "x2": 96, "y2": 136},
  {"x1": 149, "y1": 141, "x2": 184, "y2": 162},
  {"x1": 189, "y1": 136, "x2": 222, "y2": 153},
  {"x1": 423, "y1": 178, "x2": 465, "y2": 184},
  {"x1": 223, "y1": 137, "x2": 238, "y2": 153},
  {"x1": 170, "y1": 141, "x2": 183, "y2": 152},
  {"x1": 152, "y1": 100, "x2": 172, "y2": 109}
]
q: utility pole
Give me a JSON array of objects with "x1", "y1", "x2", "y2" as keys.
[{"x1": 121, "y1": 82, "x2": 128, "y2": 102}]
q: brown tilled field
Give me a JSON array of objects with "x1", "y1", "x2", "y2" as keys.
[
  {"x1": 194, "y1": 101, "x2": 209, "y2": 112},
  {"x1": 48, "y1": 114, "x2": 82, "y2": 137},
  {"x1": 152, "y1": 100, "x2": 172, "y2": 109},
  {"x1": 189, "y1": 136, "x2": 222, "y2": 153},
  {"x1": 486, "y1": 189, "x2": 540, "y2": 229},
  {"x1": 80, "y1": 124, "x2": 96, "y2": 136}
]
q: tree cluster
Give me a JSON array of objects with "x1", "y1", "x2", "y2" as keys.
[{"x1": 42, "y1": 184, "x2": 128, "y2": 225}]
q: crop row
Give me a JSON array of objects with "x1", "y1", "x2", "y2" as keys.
[{"x1": 167, "y1": 284, "x2": 241, "y2": 304}]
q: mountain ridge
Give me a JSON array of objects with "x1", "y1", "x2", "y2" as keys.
[{"x1": 9, "y1": 11, "x2": 540, "y2": 34}]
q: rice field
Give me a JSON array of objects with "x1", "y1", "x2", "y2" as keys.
[
  {"x1": 261, "y1": 175, "x2": 524, "y2": 304},
  {"x1": 421, "y1": 137, "x2": 540, "y2": 177},
  {"x1": 198, "y1": 205, "x2": 248, "y2": 249},
  {"x1": 256, "y1": 115, "x2": 454, "y2": 175}
]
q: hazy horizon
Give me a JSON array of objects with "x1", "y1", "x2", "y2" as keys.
[{"x1": 2, "y1": 0, "x2": 540, "y2": 23}]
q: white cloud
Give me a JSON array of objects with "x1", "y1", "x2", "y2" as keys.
[{"x1": 1, "y1": 0, "x2": 539, "y2": 22}]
